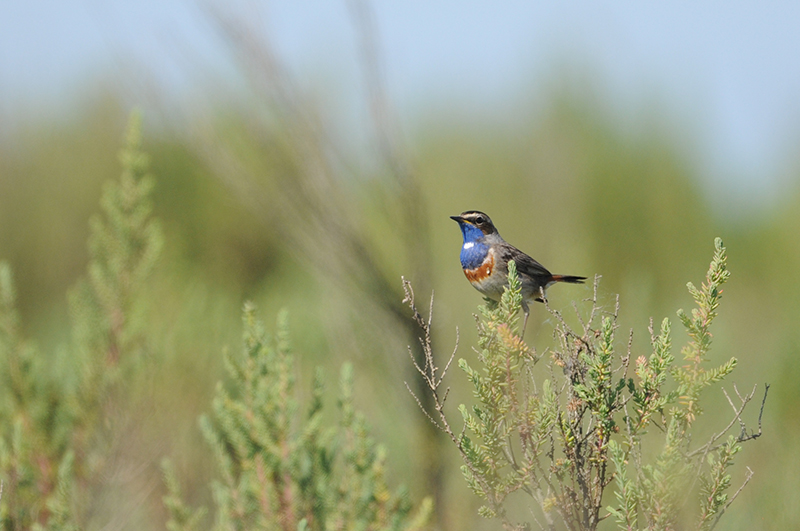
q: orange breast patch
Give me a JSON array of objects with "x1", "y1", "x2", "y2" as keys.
[{"x1": 464, "y1": 253, "x2": 495, "y2": 283}]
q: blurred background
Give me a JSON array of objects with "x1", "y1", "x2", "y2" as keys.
[{"x1": 1, "y1": 1, "x2": 799, "y2": 529}]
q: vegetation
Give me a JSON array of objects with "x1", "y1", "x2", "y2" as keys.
[
  {"x1": 163, "y1": 305, "x2": 431, "y2": 531},
  {"x1": 403, "y1": 246, "x2": 767, "y2": 530},
  {"x1": 1, "y1": 113, "x2": 431, "y2": 530},
  {"x1": 0, "y1": 112, "x2": 162, "y2": 530},
  {"x1": 0, "y1": 12, "x2": 796, "y2": 528}
]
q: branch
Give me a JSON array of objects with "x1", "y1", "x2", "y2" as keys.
[
  {"x1": 687, "y1": 384, "x2": 768, "y2": 459},
  {"x1": 708, "y1": 466, "x2": 754, "y2": 531}
]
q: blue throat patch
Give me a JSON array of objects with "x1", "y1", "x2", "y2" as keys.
[{"x1": 458, "y1": 223, "x2": 490, "y2": 269}]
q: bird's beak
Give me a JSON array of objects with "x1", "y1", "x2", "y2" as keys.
[{"x1": 450, "y1": 215, "x2": 466, "y2": 223}]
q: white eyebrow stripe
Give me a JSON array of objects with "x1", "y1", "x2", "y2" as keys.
[{"x1": 463, "y1": 242, "x2": 475, "y2": 249}]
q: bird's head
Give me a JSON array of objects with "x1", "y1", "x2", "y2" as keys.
[{"x1": 450, "y1": 210, "x2": 499, "y2": 242}]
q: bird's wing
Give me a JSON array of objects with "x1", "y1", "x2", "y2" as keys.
[{"x1": 498, "y1": 245, "x2": 552, "y2": 279}]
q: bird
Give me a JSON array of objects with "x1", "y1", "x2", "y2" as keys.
[{"x1": 450, "y1": 210, "x2": 586, "y2": 332}]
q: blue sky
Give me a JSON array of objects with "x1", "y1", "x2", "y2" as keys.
[{"x1": 2, "y1": 1, "x2": 799, "y2": 199}]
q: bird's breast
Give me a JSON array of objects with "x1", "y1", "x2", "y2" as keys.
[
  {"x1": 464, "y1": 250, "x2": 496, "y2": 285},
  {"x1": 460, "y1": 240, "x2": 490, "y2": 269}
]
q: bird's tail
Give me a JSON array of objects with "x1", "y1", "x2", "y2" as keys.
[{"x1": 551, "y1": 274, "x2": 587, "y2": 284}]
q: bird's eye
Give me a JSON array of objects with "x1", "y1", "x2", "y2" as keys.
[{"x1": 475, "y1": 216, "x2": 485, "y2": 224}]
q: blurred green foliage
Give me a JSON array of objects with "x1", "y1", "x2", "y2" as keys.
[
  {"x1": 163, "y1": 305, "x2": 431, "y2": 530},
  {"x1": 0, "y1": 66, "x2": 797, "y2": 529}
]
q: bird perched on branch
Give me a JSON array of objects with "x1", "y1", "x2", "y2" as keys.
[{"x1": 450, "y1": 210, "x2": 586, "y2": 332}]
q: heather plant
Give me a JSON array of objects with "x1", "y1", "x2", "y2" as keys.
[
  {"x1": 403, "y1": 239, "x2": 766, "y2": 531},
  {"x1": 162, "y1": 305, "x2": 432, "y2": 531},
  {"x1": 0, "y1": 111, "x2": 162, "y2": 529},
  {"x1": 1, "y1": 111, "x2": 430, "y2": 530},
  {"x1": 0, "y1": 261, "x2": 78, "y2": 530}
]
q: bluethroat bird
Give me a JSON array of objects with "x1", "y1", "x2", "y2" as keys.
[{"x1": 451, "y1": 210, "x2": 586, "y2": 332}]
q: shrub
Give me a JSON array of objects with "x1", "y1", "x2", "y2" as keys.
[
  {"x1": 1, "y1": 112, "x2": 430, "y2": 530},
  {"x1": 403, "y1": 239, "x2": 767, "y2": 531},
  {"x1": 0, "y1": 111, "x2": 162, "y2": 530},
  {"x1": 162, "y1": 305, "x2": 432, "y2": 531}
]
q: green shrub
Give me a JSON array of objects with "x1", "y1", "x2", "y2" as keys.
[
  {"x1": 0, "y1": 111, "x2": 161, "y2": 530},
  {"x1": 403, "y1": 240, "x2": 767, "y2": 531},
  {"x1": 1, "y1": 112, "x2": 430, "y2": 530},
  {"x1": 0, "y1": 109, "x2": 766, "y2": 531},
  {"x1": 162, "y1": 305, "x2": 432, "y2": 531}
]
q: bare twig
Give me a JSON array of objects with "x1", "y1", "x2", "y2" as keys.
[
  {"x1": 687, "y1": 384, "x2": 768, "y2": 459},
  {"x1": 401, "y1": 278, "x2": 458, "y2": 393},
  {"x1": 736, "y1": 384, "x2": 769, "y2": 444},
  {"x1": 723, "y1": 386, "x2": 748, "y2": 439},
  {"x1": 404, "y1": 382, "x2": 443, "y2": 430}
]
